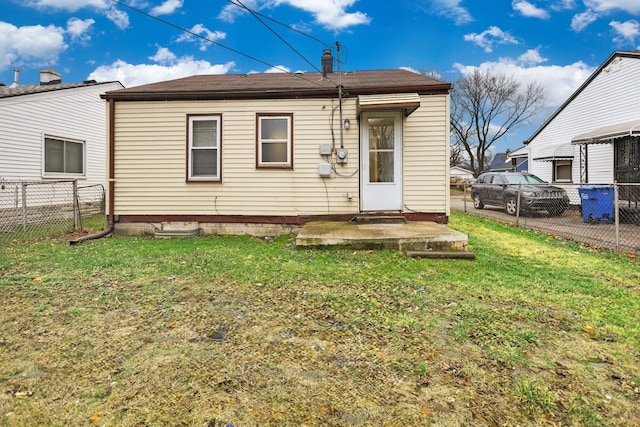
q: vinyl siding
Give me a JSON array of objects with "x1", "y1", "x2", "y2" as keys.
[
  {"x1": 0, "y1": 83, "x2": 122, "y2": 186},
  {"x1": 111, "y1": 94, "x2": 449, "y2": 217},
  {"x1": 529, "y1": 55, "x2": 640, "y2": 183}
]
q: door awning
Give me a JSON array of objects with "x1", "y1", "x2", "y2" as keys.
[
  {"x1": 357, "y1": 93, "x2": 421, "y2": 116},
  {"x1": 571, "y1": 119, "x2": 640, "y2": 145},
  {"x1": 532, "y1": 144, "x2": 574, "y2": 162}
]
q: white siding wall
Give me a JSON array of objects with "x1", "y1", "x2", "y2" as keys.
[
  {"x1": 529, "y1": 56, "x2": 640, "y2": 183},
  {"x1": 0, "y1": 83, "x2": 121, "y2": 187},
  {"x1": 404, "y1": 94, "x2": 450, "y2": 214},
  {"x1": 111, "y1": 94, "x2": 449, "y2": 217}
]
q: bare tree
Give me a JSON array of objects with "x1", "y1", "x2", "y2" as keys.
[{"x1": 450, "y1": 69, "x2": 545, "y2": 177}]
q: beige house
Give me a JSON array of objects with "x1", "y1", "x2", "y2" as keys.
[{"x1": 101, "y1": 68, "x2": 451, "y2": 236}]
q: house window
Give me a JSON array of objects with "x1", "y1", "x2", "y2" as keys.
[
  {"x1": 43, "y1": 136, "x2": 85, "y2": 176},
  {"x1": 257, "y1": 113, "x2": 293, "y2": 168},
  {"x1": 188, "y1": 115, "x2": 220, "y2": 181},
  {"x1": 553, "y1": 160, "x2": 572, "y2": 182}
]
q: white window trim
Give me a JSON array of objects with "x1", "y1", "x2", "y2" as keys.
[
  {"x1": 42, "y1": 134, "x2": 86, "y2": 179},
  {"x1": 257, "y1": 114, "x2": 293, "y2": 168},
  {"x1": 188, "y1": 115, "x2": 221, "y2": 181}
]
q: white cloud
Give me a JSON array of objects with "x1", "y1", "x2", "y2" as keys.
[
  {"x1": 23, "y1": 0, "x2": 129, "y2": 29},
  {"x1": 66, "y1": 18, "x2": 94, "y2": 44},
  {"x1": 176, "y1": 24, "x2": 226, "y2": 51},
  {"x1": 264, "y1": 65, "x2": 290, "y2": 73},
  {"x1": 428, "y1": 0, "x2": 473, "y2": 25},
  {"x1": 610, "y1": 20, "x2": 640, "y2": 44},
  {"x1": 24, "y1": 0, "x2": 109, "y2": 12},
  {"x1": 219, "y1": 0, "x2": 370, "y2": 31},
  {"x1": 572, "y1": 1, "x2": 640, "y2": 32},
  {"x1": 453, "y1": 52, "x2": 595, "y2": 109},
  {"x1": 149, "y1": 46, "x2": 177, "y2": 64},
  {"x1": 151, "y1": 0, "x2": 184, "y2": 16},
  {"x1": 584, "y1": 0, "x2": 640, "y2": 14},
  {"x1": 105, "y1": 6, "x2": 130, "y2": 30},
  {"x1": 0, "y1": 21, "x2": 67, "y2": 70},
  {"x1": 513, "y1": 1, "x2": 550, "y2": 18},
  {"x1": 516, "y1": 48, "x2": 547, "y2": 66},
  {"x1": 87, "y1": 47, "x2": 235, "y2": 87},
  {"x1": 571, "y1": 9, "x2": 599, "y2": 31},
  {"x1": 464, "y1": 26, "x2": 519, "y2": 53}
]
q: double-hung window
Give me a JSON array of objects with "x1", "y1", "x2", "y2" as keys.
[
  {"x1": 257, "y1": 113, "x2": 293, "y2": 168},
  {"x1": 43, "y1": 136, "x2": 85, "y2": 177},
  {"x1": 188, "y1": 115, "x2": 220, "y2": 181}
]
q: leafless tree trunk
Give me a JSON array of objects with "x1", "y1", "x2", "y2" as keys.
[{"x1": 450, "y1": 69, "x2": 546, "y2": 177}]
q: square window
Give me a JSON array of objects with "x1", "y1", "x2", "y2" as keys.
[
  {"x1": 554, "y1": 160, "x2": 572, "y2": 182},
  {"x1": 43, "y1": 136, "x2": 85, "y2": 177},
  {"x1": 188, "y1": 115, "x2": 220, "y2": 181},
  {"x1": 257, "y1": 114, "x2": 292, "y2": 168}
]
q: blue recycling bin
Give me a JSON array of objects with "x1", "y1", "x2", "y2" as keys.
[{"x1": 578, "y1": 185, "x2": 614, "y2": 224}]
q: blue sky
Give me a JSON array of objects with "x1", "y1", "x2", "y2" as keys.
[{"x1": 2, "y1": 0, "x2": 640, "y2": 154}]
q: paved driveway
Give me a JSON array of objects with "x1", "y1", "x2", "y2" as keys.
[{"x1": 450, "y1": 193, "x2": 640, "y2": 254}]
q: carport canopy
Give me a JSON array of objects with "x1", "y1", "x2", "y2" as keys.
[{"x1": 571, "y1": 119, "x2": 640, "y2": 145}]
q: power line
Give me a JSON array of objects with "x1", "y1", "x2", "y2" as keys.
[
  {"x1": 228, "y1": 0, "x2": 323, "y2": 73},
  {"x1": 224, "y1": 0, "x2": 328, "y2": 47},
  {"x1": 109, "y1": 0, "x2": 333, "y2": 86}
]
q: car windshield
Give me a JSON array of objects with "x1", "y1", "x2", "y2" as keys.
[{"x1": 503, "y1": 174, "x2": 546, "y2": 184}]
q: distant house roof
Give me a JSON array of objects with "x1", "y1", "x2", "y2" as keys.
[
  {"x1": 0, "y1": 81, "x2": 120, "y2": 99},
  {"x1": 102, "y1": 69, "x2": 451, "y2": 102},
  {"x1": 525, "y1": 50, "x2": 640, "y2": 144},
  {"x1": 489, "y1": 151, "x2": 528, "y2": 172}
]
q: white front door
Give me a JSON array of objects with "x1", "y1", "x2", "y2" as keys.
[{"x1": 360, "y1": 111, "x2": 403, "y2": 211}]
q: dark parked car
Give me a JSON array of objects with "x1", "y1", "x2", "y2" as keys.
[{"x1": 471, "y1": 172, "x2": 570, "y2": 216}]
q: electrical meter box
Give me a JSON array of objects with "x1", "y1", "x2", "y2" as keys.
[{"x1": 336, "y1": 148, "x2": 348, "y2": 164}]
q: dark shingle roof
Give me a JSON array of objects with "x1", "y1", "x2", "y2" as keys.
[
  {"x1": 0, "y1": 81, "x2": 117, "y2": 99},
  {"x1": 102, "y1": 69, "x2": 451, "y2": 101}
]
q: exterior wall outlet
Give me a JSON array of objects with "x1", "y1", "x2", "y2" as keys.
[
  {"x1": 318, "y1": 162, "x2": 332, "y2": 177},
  {"x1": 336, "y1": 147, "x2": 348, "y2": 164}
]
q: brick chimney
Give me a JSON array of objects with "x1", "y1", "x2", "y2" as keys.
[{"x1": 40, "y1": 68, "x2": 62, "y2": 85}]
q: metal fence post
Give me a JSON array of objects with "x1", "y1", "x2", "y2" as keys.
[
  {"x1": 21, "y1": 182, "x2": 27, "y2": 231},
  {"x1": 614, "y1": 182, "x2": 619, "y2": 251},
  {"x1": 464, "y1": 183, "x2": 467, "y2": 212},
  {"x1": 516, "y1": 184, "x2": 521, "y2": 226},
  {"x1": 73, "y1": 180, "x2": 78, "y2": 230}
]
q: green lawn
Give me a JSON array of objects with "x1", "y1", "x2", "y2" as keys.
[{"x1": 0, "y1": 212, "x2": 638, "y2": 426}]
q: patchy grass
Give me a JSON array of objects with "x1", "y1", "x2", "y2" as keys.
[{"x1": 0, "y1": 212, "x2": 639, "y2": 426}]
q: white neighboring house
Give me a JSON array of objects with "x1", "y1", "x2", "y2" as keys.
[
  {"x1": 526, "y1": 51, "x2": 640, "y2": 187},
  {"x1": 0, "y1": 68, "x2": 123, "y2": 186},
  {"x1": 450, "y1": 166, "x2": 475, "y2": 181}
]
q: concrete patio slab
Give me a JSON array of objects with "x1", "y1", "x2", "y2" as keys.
[{"x1": 295, "y1": 219, "x2": 469, "y2": 254}]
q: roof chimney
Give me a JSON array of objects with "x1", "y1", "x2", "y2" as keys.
[
  {"x1": 321, "y1": 49, "x2": 333, "y2": 80},
  {"x1": 10, "y1": 67, "x2": 20, "y2": 88},
  {"x1": 40, "y1": 68, "x2": 62, "y2": 85}
]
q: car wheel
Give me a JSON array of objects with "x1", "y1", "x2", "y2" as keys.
[
  {"x1": 505, "y1": 196, "x2": 518, "y2": 216},
  {"x1": 472, "y1": 194, "x2": 484, "y2": 209}
]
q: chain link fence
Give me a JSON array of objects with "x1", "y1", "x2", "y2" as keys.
[
  {"x1": 454, "y1": 182, "x2": 640, "y2": 254},
  {"x1": 0, "y1": 180, "x2": 106, "y2": 242}
]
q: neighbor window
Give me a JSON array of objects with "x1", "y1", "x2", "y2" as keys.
[
  {"x1": 43, "y1": 136, "x2": 85, "y2": 176},
  {"x1": 553, "y1": 160, "x2": 572, "y2": 182},
  {"x1": 188, "y1": 115, "x2": 221, "y2": 181},
  {"x1": 257, "y1": 113, "x2": 293, "y2": 168}
]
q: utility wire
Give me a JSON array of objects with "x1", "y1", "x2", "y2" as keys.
[
  {"x1": 224, "y1": 0, "x2": 328, "y2": 47},
  {"x1": 110, "y1": 0, "x2": 331, "y2": 86},
  {"x1": 229, "y1": 0, "x2": 323, "y2": 73}
]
